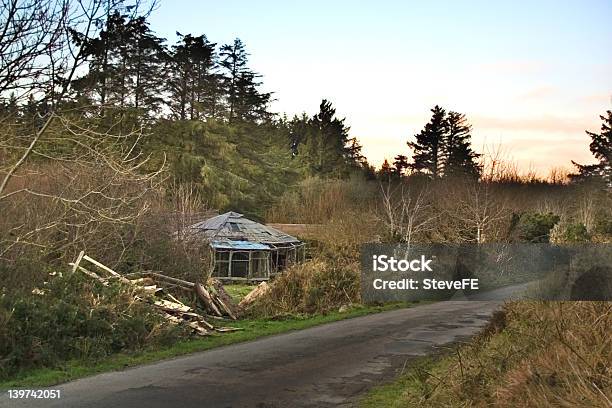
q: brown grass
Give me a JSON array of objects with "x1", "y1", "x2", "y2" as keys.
[
  {"x1": 247, "y1": 258, "x2": 361, "y2": 317},
  {"x1": 391, "y1": 301, "x2": 611, "y2": 407}
]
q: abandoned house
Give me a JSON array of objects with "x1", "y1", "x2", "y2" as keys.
[{"x1": 185, "y1": 212, "x2": 305, "y2": 281}]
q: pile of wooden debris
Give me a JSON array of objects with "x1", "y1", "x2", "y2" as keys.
[
  {"x1": 238, "y1": 281, "x2": 270, "y2": 309},
  {"x1": 70, "y1": 251, "x2": 241, "y2": 336}
]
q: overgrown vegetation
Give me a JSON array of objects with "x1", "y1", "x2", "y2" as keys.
[
  {"x1": 362, "y1": 301, "x2": 611, "y2": 407},
  {"x1": 0, "y1": 272, "x2": 186, "y2": 381},
  {"x1": 0, "y1": 0, "x2": 610, "y2": 400},
  {"x1": 248, "y1": 259, "x2": 361, "y2": 317},
  {"x1": 1, "y1": 302, "x2": 405, "y2": 388}
]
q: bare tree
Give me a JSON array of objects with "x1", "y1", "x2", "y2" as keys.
[
  {"x1": 0, "y1": 0, "x2": 69, "y2": 101},
  {"x1": 0, "y1": 0, "x2": 155, "y2": 104},
  {"x1": 379, "y1": 179, "x2": 437, "y2": 244},
  {"x1": 0, "y1": 0, "x2": 162, "y2": 265},
  {"x1": 0, "y1": 0, "x2": 158, "y2": 198},
  {"x1": 0, "y1": 115, "x2": 165, "y2": 261},
  {"x1": 450, "y1": 180, "x2": 511, "y2": 243}
]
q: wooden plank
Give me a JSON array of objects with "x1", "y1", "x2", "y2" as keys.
[
  {"x1": 146, "y1": 272, "x2": 195, "y2": 288},
  {"x1": 141, "y1": 285, "x2": 160, "y2": 295},
  {"x1": 215, "y1": 327, "x2": 244, "y2": 333},
  {"x1": 187, "y1": 321, "x2": 209, "y2": 336},
  {"x1": 181, "y1": 313, "x2": 215, "y2": 330},
  {"x1": 239, "y1": 282, "x2": 269, "y2": 308},
  {"x1": 71, "y1": 251, "x2": 85, "y2": 274},
  {"x1": 82, "y1": 255, "x2": 117, "y2": 276},
  {"x1": 215, "y1": 297, "x2": 237, "y2": 320},
  {"x1": 153, "y1": 299, "x2": 191, "y2": 313},
  {"x1": 69, "y1": 263, "x2": 109, "y2": 286},
  {"x1": 195, "y1": 282, "x2": 223, "y2": 316},
  {"x1": 82, "y1": 255, "x2": 131, "y2": 284},
  {"x1": 166, "y1": 293, "x2": 185, "y2": 306}
]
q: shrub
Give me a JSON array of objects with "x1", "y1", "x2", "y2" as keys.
[
  {"x1": 594, "y1": 217, "x2": 612, "y2": 236},
  {"x1": 0, "y1": 272, "x2": 187, "y2": 380},
  {"x1": 518, "y1": 212, "x2": 560, "y2": 242},
  {"x1": 550, "y1": 221, "x2": 590, "y2": 243},
  {"x1": 248, "y1": 258, "x2": 360, "y2": 317}
]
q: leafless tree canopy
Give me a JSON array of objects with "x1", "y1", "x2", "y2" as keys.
[
  {"x1": 0, "y1": 0, "x2": 163, "y2": 265},
  {"x1": 0, "y1": 0, "x2": 153, "y2": 104}
]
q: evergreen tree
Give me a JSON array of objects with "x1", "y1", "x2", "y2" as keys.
[
  {"x1": 219, "y1": 39, "x2": 269, "y2": 122},
  {"x1": 310, "y1": 99, "x2": 351, "y2": 175},
  {"x1": 407, "y1": 106, "x2": 481, "y2": 179},
  {"x1": 0, "y1": 93, "x2": 19, "y2": 119},
  {"x1": 127, "y1": 16, "x2": 166, "y2": 116},
  {"x1": 571, "y1": 110, "x2": 612, "y2": 186},
  {"x1": 167, "y1": 33, "x2": 221, "y2": 120},
  {"x1": 232, "y1": 70, "x2": 271, "y2": 122},
  {"x1": 287, "y1": 113, "x2": 310, "y2": 157},
  {"x1": 289, "y1": 100, "x2": 367, "y2": 176},
  {"x1": 443, "y1": 111, "x2": 481, "y2": 178},
  {"x1": 378, "y1": 159, "x2": 393, "y2": 180},
  {"x1": 408, "y1": 105, "x2": 446, "y2": 178},
  {"x1": 73, "y1": 12, "x2": 166, "y2": 119},
  {"x1": 345, "y1": 137, "x2": 368, "y2": 169},
  {"x1": 392, "y1": 154, "x2": 409, "y2": 177},
  {"x1": 219, "y1": 38, "x2": 247, "y2": 121},
  {"x1": 71, "y1": 11, "x2": 124, "y2": 112}
]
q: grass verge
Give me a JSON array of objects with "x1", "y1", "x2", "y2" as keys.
[
  {"x1": 224, "y1": 283, "x2": 257, "y2": 303},
  {"x1": 360, "y1": 356, "x2": 449, "y2": 408},
  {"x1": 0, "y1": 302, "x2": 409, "y2": 389},
  {"x1": 361, "y1": 301, "x2": 611, "y2": 408}
]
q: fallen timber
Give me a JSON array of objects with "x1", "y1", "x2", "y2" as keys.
[{"x1": 69, "y1": 251, "x2": 241, "y2": 336}]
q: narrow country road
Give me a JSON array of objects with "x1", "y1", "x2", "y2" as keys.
[{"x1": 0, "y1": 300, "x2": 506, "y2": 408}]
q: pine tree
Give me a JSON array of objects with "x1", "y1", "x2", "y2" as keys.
[
  {"x1": 345, "y1": 137, "x2": 368, "y2": 169},
  {"x1": 232, "y1": 70, "x2": 271, "y2": 122},
  {"x1": 127, "y1": 16, "x2": 166, "y2": 116},
  {"x1": 289, "y1": 100, "x2": 366, "y2": 176},
  {"x1": 407, "y1": 106, "x2": 481, "y2": 179},
  {"x1": 392, "y1": 154, "x2": 409, "y2": 177},
  {"x1": 219, "y1": 38, "x2": 247, "y2": 121},
  {"x1": 378, "y1": 159, "x2": 393, "y2": 180},
  {"x1": 408, "y1": 105, "x2": 446, "y2": 178},
  {"x1": 310, "y1": 99, "x2": 350, "y2": 175},
  {"x1": 219, "y1": 39, "x2": 270, "y2": 123},
  {"x1": 73, "y1": 12, "x2": 166, "y2": 119},
  {"x1": 443, "y1": 111, "x2": 481, "y2": 178},
  {"x1": 167, "y1": 33, "x2": 220, "y2": 120},
  {"x1": 572, "y1": 110, "x2": 612, "y2": 186},
  {"x1": 287, "y1": 113, "x2": 310, "y2": 157}
]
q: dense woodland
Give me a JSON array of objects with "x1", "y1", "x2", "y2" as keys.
[
  {"x1": 1, "y1": 0, "x2": 611, "y2": 389},
  {"x1": 1, "y1": 0, "x2": 611, "y2": 282}
]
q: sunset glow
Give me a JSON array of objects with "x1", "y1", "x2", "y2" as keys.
[{"x1": 150, "y1": 0, "x2": 612, "y2": 174}]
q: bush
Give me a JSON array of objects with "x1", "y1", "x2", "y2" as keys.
[
  {"x1": 518, "y1": 212, "x2": 560, "y2": 242},
  {"x1": 594, "y1": 217, "x2": 612, "y2": 236},
  {"x1": 0, "y1": 272, "x2": 187, "y2": 380},
  {"x1": 550, "y1": 221, "x2": 590, "y2": 243},
  {"x1": 248, "y1": 258, "x2": 360, "y2": 317}
]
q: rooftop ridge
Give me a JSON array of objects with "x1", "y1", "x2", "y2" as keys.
[{"x1": 187, "y1": 211, "x2": 301, "y2": 244}]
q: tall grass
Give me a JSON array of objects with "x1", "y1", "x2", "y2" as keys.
[
  {"x1": 376, "y1": 301, "x2": 611, "y2": 407},
  {"x1": 247, "y1": 258, "x2": 361, "y2": 317}
]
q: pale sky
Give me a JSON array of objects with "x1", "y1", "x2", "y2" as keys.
[{"x1": 149, "y1": 0, "x2": 612, "y2": 175}]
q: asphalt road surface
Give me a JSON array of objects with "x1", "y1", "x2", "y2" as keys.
[{"x1": 0, "y1": 299, "x2": 510, "y2": 408}]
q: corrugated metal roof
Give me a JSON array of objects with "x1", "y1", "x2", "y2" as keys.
[
  {"x1": 210, "y1": 240, "x2": 271, "y2": 250},
  {"x1": 186, "y1": 212, "x2": 301, "y2": 245}
]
